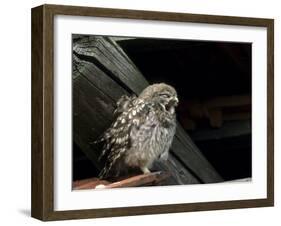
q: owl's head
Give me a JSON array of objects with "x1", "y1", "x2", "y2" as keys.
[{"x1": 139, "y1": 83, "x2": 179, "y2": 114}]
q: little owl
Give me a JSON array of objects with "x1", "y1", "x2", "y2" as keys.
[{"x1": 97, "y1": 83, "x2": 178, "y2": 179}]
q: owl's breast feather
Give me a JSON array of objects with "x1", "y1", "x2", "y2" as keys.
[{"x1": 125, "y1": 117, "x2": 176, "y2": 168}]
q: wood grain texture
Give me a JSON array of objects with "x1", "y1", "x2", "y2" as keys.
[
  {"x1": 31, "y1": 5, "x2": 44, "y2": 220},
  {"x1": 31, "y1": 4, "x2": 55, "y2": 221},
  {"x1": 45, "y1": 4, "x2": 272, "y2": 27},
  {"x1": 267, "y1": 19, "x2": 274, "y2": 206},
  {"x1": 31, "y1": 4, "x2": 274, "y2": 221}
]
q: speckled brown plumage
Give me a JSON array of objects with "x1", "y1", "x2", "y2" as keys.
[{"x1": 97, "y1": 83, "x2": 178, "y2": 179}]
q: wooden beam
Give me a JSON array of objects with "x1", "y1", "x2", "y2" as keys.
[{"x1": 73, "y1": 172, "x2": 170, "y2": 189}]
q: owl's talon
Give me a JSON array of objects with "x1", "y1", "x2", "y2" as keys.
[{"x1": 141, "y1": 167, "x2": 151, "y2": 174}]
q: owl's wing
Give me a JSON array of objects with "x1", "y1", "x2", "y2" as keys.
[
  {"x1": 113, "y1": 94, "x2": 137, "y2": 117},
  {"x1": 99, "y1": 99, "x2": 150, "y2": 178},
  {"x1": 92, "y1": 94, "x2": 136, "y2": 145}
]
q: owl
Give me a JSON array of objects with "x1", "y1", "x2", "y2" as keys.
[{"x1": 96, "y1": 83, "x2": 178, "y2": 179}]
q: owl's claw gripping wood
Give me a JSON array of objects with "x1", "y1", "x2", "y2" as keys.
[
  {"x1": 96, "y1": 83, "x2": 178, "y2": 179},
  {"x1": 141, "y1": 167, "x2": 151, "y2": 174}
]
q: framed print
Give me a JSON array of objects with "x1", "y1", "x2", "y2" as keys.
[{"x1": 31, "y1": 4, "x2": 274, "y2": 221}]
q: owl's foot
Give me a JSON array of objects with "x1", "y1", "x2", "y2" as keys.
[{"x1": 141, "y1": 167, "x2": 151, "y2": 174}]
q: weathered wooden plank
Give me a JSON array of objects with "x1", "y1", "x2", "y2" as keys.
[
  {"x1": 73, "y1": 76, "x2": 116, "y2": 169},
  {"x1": 172, "y1": 124, "x2": 223, "y2": 183},
  {"x1": 105, "y1": 172, "x2": 170, "y2": 188},
  {"x1": 153, "y1": 157, "x2": 200, "y2": 185},
  {"x1": 73, "y1": 177, "x2": 110, "y2": 190},
  {"x1": 73, "y1": 54, "x2": 128, "y2": 100},
  {"x1": 168, "y1": 157, "x2": 200, "y2": 184},
  {"x1": 73, "y1": 36, "x2": 147, "y2": 94},
  {"x1": 222, "y1": 177, "x2": 251, "y2": 183},
  {"x1": 73, "y1": 36, "x2": 223, "y2": 183},
  {"x1": 73, "y1": 172, "x2": 170, "y2": 190}
]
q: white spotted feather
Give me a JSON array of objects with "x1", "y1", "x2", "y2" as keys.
[{"x1": 97, "y1": 83, "x2": 178, "y2": 179}]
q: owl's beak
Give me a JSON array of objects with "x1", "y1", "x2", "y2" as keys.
[
  {"x1": 170, "y1": 96, "x2": 178, "y2": 106},
  {"x1": 174, "y1": 97, "x2": 179, "y2": 105},
  {"x1": 164, "y1": 96, "x2": 178, "y2": 114}
]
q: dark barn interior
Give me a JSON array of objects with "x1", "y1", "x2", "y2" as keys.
[
  {"x1": 72, "y1": 36, "x2": 252, "y2": 187},
  {"x1": 117, "y1": 38, "x2": 252, "y2": 181}
]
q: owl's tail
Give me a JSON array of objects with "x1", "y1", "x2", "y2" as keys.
[{"x1": 98, "y1": 167, "x2": 108, "y2": 179}]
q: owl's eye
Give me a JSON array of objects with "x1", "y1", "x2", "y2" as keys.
[{"x1": 159, "y1": 93, "x2": 170, "y2": 98}]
